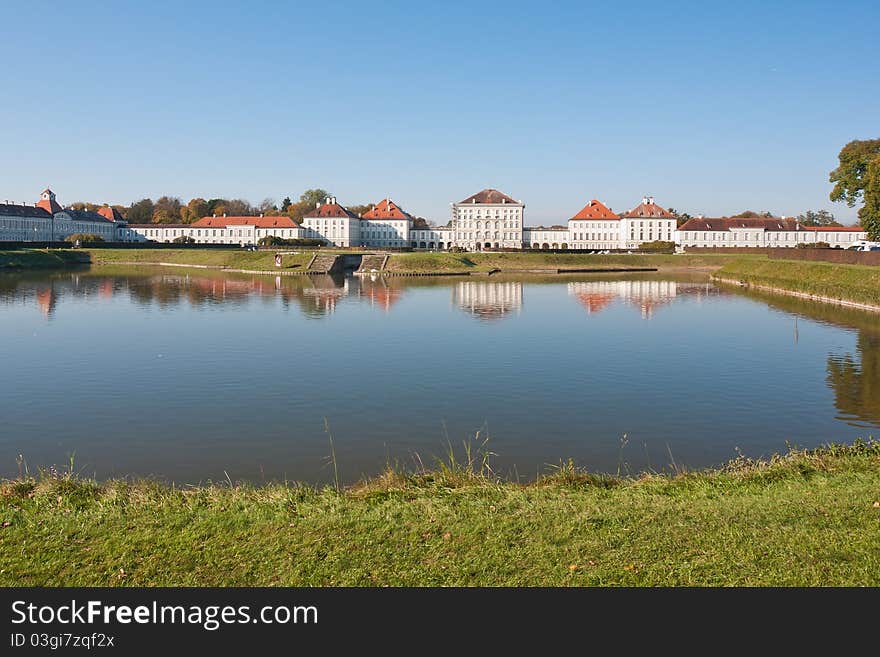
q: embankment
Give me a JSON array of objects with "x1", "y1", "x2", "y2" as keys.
[
  {"x1": 0, "y1": 249, "x2": 89, "y2": 270},
  {"x1": 2, "y1": 442, "x2": 878, "y2": 586},
  {"x1": 714, "y1": 258, "x2": 880, "y2": 312}
]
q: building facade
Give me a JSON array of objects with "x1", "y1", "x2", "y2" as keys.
[
  {"x1": 128, "y1": 215, "x2": 304, "y2": 245},
  {"x1": 302, "y1": 196, "x2": 361, "y2": 247},
  {"x1": 451, "y1": 189, "x2": 525, "y2": 250},
  {"x1": 0, "y1": 189, "x2": 137, "y2": 242},
  {"x1": 675, "y1": 217, "x2": 866, "y2": 248}
]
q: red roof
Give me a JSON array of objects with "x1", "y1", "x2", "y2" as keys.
[
  {"x1": 458, "y1": 189, "x2": 519, "y2": 205},
  {"x1": 802, "y1": 225, "x2": 864, "y2": 232},
  {"x1": 624, "y1": 198, "x2": 674, "y2": 218},
  {"x1": 362, "y1": 198, "x2": 412, "y2": 221},
  {"x1": 97, "y1": 206, "x2": 124, "y2": 222},
  {"x1": 678, "y1": 217, "x2": 800, "y2": 231},
  {"x1": 193, "y1": 215, "x2": 301, "y2": 228},
  {"x1": 36, "y1": 197, "x2": 62, "y2": 214},
  {"x1": 303, "y1": 199, "x2": 360, "y2": 220},
  {"x1": 571, "y1": 199, "x2": 619, "y2": 221}
]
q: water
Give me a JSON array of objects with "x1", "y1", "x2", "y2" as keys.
[{"x1": 1, "y1": 267, "x2": 878, "y2": 484}]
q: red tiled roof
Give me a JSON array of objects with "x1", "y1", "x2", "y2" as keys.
[
  {"x1": 302, "y1": 200, "x2": 360, "y2": 220},
  {"x1": 97, "y1": 206, "x2": 124, "y2": 222},
  {"x1": 36, "y1": 197, "x2": 62, "y2": 214},
  {"x1": 624, "y1": 199, "x2": 674, "y2": 218},
  {"x1": 458, "y1": 189, "x2": 519, "y2": 205},
  {"x1": 678, "y1": 217, "x2": 800, "y2": 231},
  {"x1": 192, "y1": 216, "x2": 301, "y2": 228},
  {"x1": 362, "y1": 198, "x2": 412, "y2": 221},
  {"x1": 802, "y1": 225, "x2": 864, "y2": 232},
  {"x1": 571, "y1": 199, "x2": 619, "y2": 221}
]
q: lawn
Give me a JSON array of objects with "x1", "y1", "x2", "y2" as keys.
[
  {"x1": 2, "y1": 442, "x2": 878, "y2": 586},
  {"x1": 715, "y1": 258, "x2": 880, "y2": 308}
]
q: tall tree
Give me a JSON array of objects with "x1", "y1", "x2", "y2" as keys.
[
  {"x1": 281, "y1": 196, "x2": 292, "y2": 211},
  {"x1": 125, "y1": 198, "x2": 154, "y2": 224},
  {"x1": 153, "y1": 196, "x2": 183, "y2": 223},
  {"x1": 258, "y1": 198, "x2": 278, "y2": 214},
  {"x1": 286, "y1": 188, "x2": 331, "y2": 222},
  {"x1": 830, "y1": 138, "x2": 880, "y2": 239},
  {"x1": 181, "y1": 198, "x2": 209, "y2": 223},
  {"x1": 796, "y1": 210, "x2": 840, "y2": 227}
]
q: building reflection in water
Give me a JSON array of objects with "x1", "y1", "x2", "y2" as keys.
[
  {"x1": 357, "y1": 274, "x2": 404, "y2": 312},
  {"x1": 567, "y1": 280, "x2": 718, "y2": 319},
  {"x1": 452, "y1": 281, "x2": 523, "y2": 321},
  {"x1": 827, "y1": 333, "x2": 880, "y2": 429}
]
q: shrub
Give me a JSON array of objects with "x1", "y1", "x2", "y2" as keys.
[
  {"x1": 795, "y1": 241, "x2": 831, "y2": 249},
  {"x1": 172, "y1": 235, "x2": 196, "y2": 244},
  {"x1": 64, "y1": 233, "x2": 104, "y2": 244},
  {"x1": 637, "y1": 240, "x2": 675, "y2": 252},
  {"x1": 257, "y1": 236, "x2": 324, "y2": 247}
]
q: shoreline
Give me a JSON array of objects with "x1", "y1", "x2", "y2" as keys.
[
  {"x1": 713, "y1": 276, "x2": 880, "y2": 313},
  {"x1": 3, "y1": 441, "x2": 878, "y2": 586}
]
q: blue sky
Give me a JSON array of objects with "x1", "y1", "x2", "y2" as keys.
[{"x1": 1, "y1": 0, "x2": 877, "y2": 224}]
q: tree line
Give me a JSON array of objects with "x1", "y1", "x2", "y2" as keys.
[{"x1": 69, "y1": 189, "x2": 373, "y2": 225}]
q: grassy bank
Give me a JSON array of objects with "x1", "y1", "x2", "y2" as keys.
[
  {"x1": 3, "y1": 442, "x2": 879, "y2": 586},
  {"x1": 0, "y1": 249, "x2": 87, "y2": 270},
  {"x1": 85, "y1": 248, "x2": 314, "y2": 271},
  {"x1": 384, "y1": 251, "x2": 751, "y2": 274},
  {"x1": 715, "y1": 258, "x2": 880, "y2": 308}
]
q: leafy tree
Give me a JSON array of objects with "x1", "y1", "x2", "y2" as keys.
[
  {"x1": 125, "y1": 198, "x2": 154, "y2": 224},
  {"x1": 224, "y1": 199, "x2": 255, "y2": 216},
  {"x1": 153, "y1": 196, "x2": 183, "y2": 223},
  {"x1": 286, "y1": 188, "x2": 331, "y2": 222},
  {"x1": 732, "y1": 210, "x2": 774, "y2": 218},
  {"x1": 173, "y1": 235, "x2": 196, "y2": 244},
  {"x1": 796, "y1": 210, "x2": 840, "y2": 227},
  {"x1": 667, "y1": 207, "x2": 692, "y2": 227},
  {"x1": 281, "y1": 196, "x2": 292, "y2": 211},
  {"x1": 65, "y1": 233, "x2": 104, "y2": 244},
  {"x1": 180, "y1": 198, "x2": 209, "y2": 223},
  {"x1": 830, "y1": 139, "x2": 880, "y2": 239},
  {"x1": 259, "y1": 198, "x2": 278, "y2": 214},
  {"x1": 207, "y1": 198, "x2": 227, "y2": 215},
  {"x1": 347, "y1": 204, "x2": 372, "y2": 217}
]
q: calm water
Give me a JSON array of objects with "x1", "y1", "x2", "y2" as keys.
[{"x1": 1, "y1": 267, "x2": 878, "y2": 483}]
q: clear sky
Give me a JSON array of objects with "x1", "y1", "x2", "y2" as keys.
[{"x1": 1, "y1": 0, "x2": 877, "y2": 224}]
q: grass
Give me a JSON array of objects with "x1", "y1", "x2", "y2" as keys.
[
  {"x1": 384, "y1": 251, "x2": 754, "y2": 274},
  {"x1": 715, "y1": 258, "x2": 880, "y2": 308},
  {"x1": 85, "y1": 248, "x2": 315, "y2": 271},
  {"x1": 0, "y1": 249, "x2": 87, "y2": 270},
  {"x1": 2, "y1": 441, "x2": 879, "y2": 586}
]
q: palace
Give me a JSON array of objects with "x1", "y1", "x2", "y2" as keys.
[
  {"x1": 1, "y1": 187, "x2": 868, "y2": 250},
  {"x1": 0, "y1": 189, "x2": 141, "y2": 243}
]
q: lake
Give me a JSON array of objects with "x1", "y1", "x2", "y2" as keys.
[{"x1": 1, "y1": 267, "x2": 878, "y2": 484}]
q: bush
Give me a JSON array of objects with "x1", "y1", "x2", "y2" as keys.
[
  {"x1": 796, "y1": 241, "x2": 831, "y2": 249},
  {"x1": 173, "y1": 235, "x2": 196, "y2": 244},
  {"x1": 64, "y1": 233, "x2": 105, "y2": 244},
  {"x1": 257, "y1": 236, "x2": 325, "y2": 247},
  {"x1": 637, "y1": 240, "x2": 675, "y2": 252}
]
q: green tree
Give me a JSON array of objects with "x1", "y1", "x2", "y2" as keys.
[
  {"x1": 286, "y1": 188, "x2": 331, "y2": 222},
  {"x1": 796, "y1": 210, "x2": 840, "y2": 227},
  {"x1": 281, "y1": 196, "x2": 292, "y2": 211},
  {"x1": 125, "y1": 198, "x2": 154, "y2": 224},
  {"x1": 830, "y1": 138, "x2": 880, "y2": 240}
]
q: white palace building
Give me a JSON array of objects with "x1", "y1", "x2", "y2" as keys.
[{"x1": 1, "y1": 187, "x2": 867, "y2": 250}]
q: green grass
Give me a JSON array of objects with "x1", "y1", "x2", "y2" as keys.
[
  {"x1": 715, "y1": 258, "x2": 880, "y2": 307},
  {"x1": 3, "y1": 442, "x2": 879, "y2": 586},
  {"x1": 385, "y1": 252, "x2": 753, "y2": 274},
  {"x1": 85, "y1": 248, "x2": 314, "y2": 271},
  {"x1": 0, "y1": 249, "x2": 87, "y2": 270}
]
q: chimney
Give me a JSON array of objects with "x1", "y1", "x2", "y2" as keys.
[
  {"x1": 260, "y1": 213, "x2": 264, "y2": 217},
  {"x1": 648, "y1": 196, "x2": 655, "y2": 205},
  {"x1": 223, "y1": 213, "x2": 226, "y2": 218},
  {"x1": 315, "y1": 201, "x2": 321, "y2": 208},
  {"x1": 642, "y1": 196, "x2": 649, "y2": 205}
]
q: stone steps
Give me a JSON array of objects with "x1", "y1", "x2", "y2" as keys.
[{"x1": 307, "y1": 253, "x2": 343, "y2": 274}]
